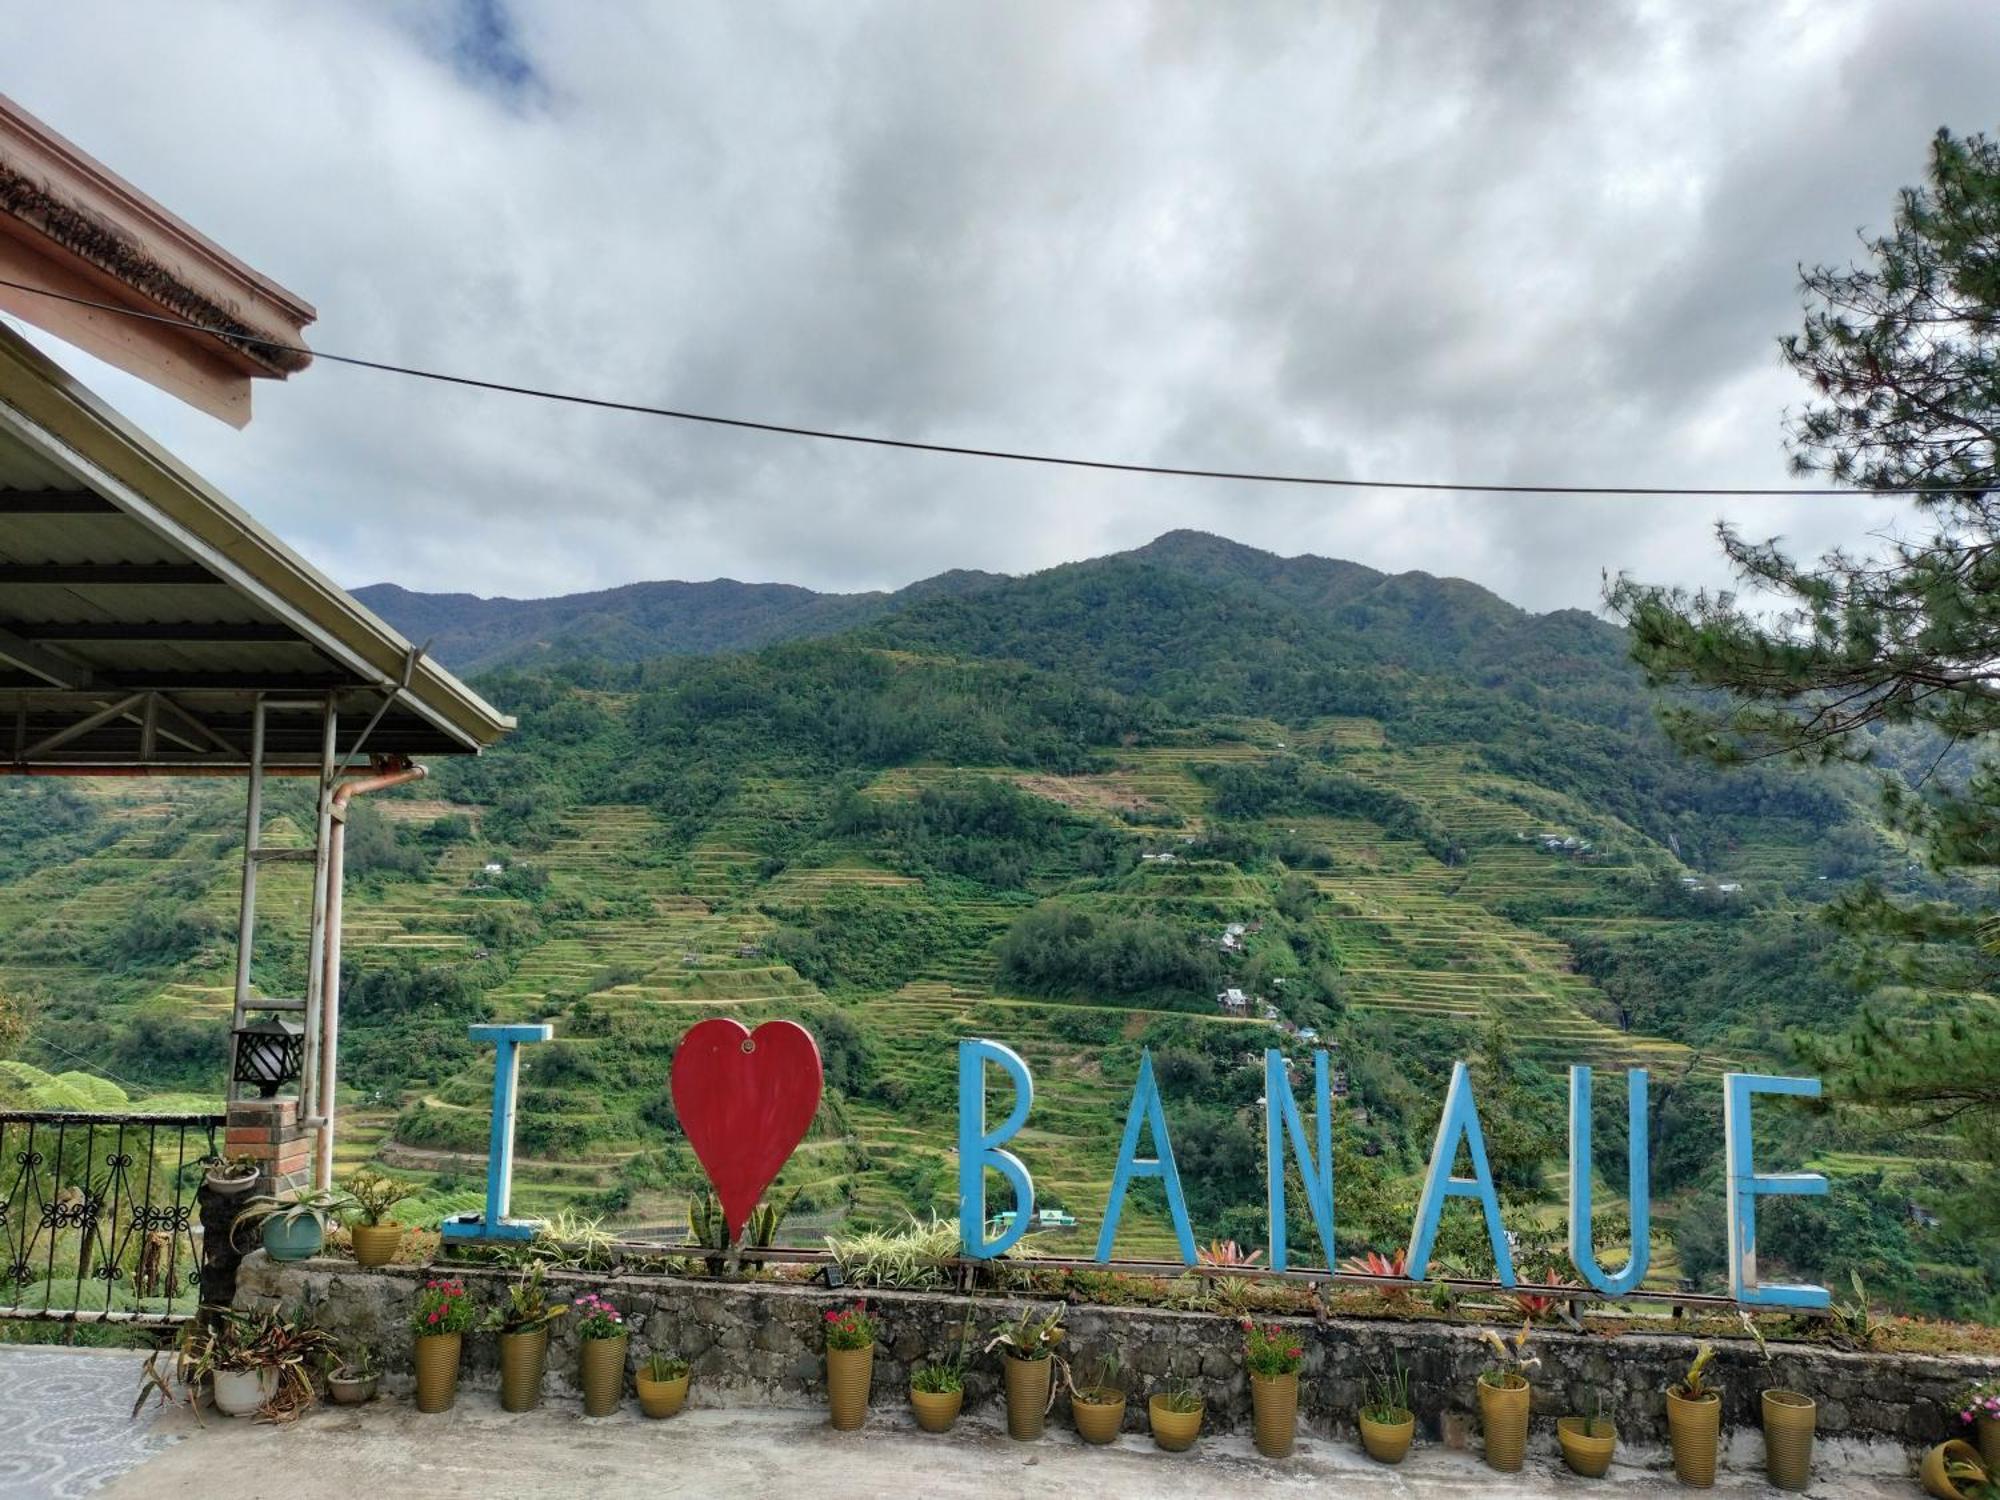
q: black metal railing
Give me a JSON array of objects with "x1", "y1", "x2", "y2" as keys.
[{"x1": 0, "y1": 1110, "x2": 222, "y2": 1325}]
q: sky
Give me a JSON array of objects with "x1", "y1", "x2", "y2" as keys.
[{"x1": 6, "y1": 1, "x2": 1994, "y2": 614}]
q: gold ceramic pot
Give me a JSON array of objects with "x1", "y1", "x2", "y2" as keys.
[
  {"x1": 1149, "y1": 1395, "x2": 1202, "y2": 1452},
  {"x1": 1478, "y1": 1376, "x2": 1531, "y2": 1473},
  {"x1": 1002, "y1": 1352, "x2": 1052, "y2": 1440},
  {"x1": 1980, "y1": 1417, "x2": 2000, "y2": 1473},
  {"x1": 1922, "y1": 1439, "x2": 1989, "y2": 1500},
  {"x1": 1666, "y1": 1389, "x2": 1721, "y2": 1488},
  {"x1": 826, "y1": 1344, "x2": 872, "y2": 1430},
  {"x1": 580, "y1": 1333, "x2": 628, "y2": 1418},
  {"x1": 1072, "y1": 1390, "x2": 1127, "y2": 1445},
  {"x1": 1360, "y1": 1409, "x2": 1414, "y2": 1464},
  {"x1": 1761, "y1": 1390, "x2": 1815, "y2": 1492},
  {"x1": 413, "y1": 1332, "x2": 461, "y2": 1414},
  {"x1": 636, "y1": 1370, "x2": 689, "y2": 1419},
  {"x1": 1251, "y1": 1371, "x2": 1298, "y2": 1459},
  {"x1": 499, "y1": 1327, "x2": 549, "y2": 1413},
  {"x1": 348, "y1": 1223, "x2": 402, "y2": 1268},
  {"x1": 1557, "y1": 1415, "x2": 1617, "y2": 1478},
  {"x1": 910, "y1": 1385, "x2": 963, "y2": 1433}
]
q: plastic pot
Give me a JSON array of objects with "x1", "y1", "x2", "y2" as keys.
[
  {"x1": 414, "y1": 1332, "x2": 461, "y2": 1414},
  {"x1": 1251, "y1": 1371, "x2": 1298, "y2": 1459},
  {"x1": 348, "y1": 1223, "x2": 402, "y2": 1268},
  {"x1": 1360, "y1": 1408, "x2": 1415, "y2": 1464},
  {"x1": 910, "y1": 1385, "x2": 962, "y2": 1433},
  {"x1": 1072, "y1": 1389, "x2": 1127, "y2": 1445},
  {"x1": 826, "y1": 1344, "x2": 872, "y2": 1430},
  {"x1": 1922, "y1": 1439, "x2": 1990, "y2": 1500},
  {"x1": 499, "y1": 1327, "x2": 549, "y2": 1413},
  {"x1": 1002, "y1": 1351, "x2": 1053, "y2": 1440},
  {"x1": 1478, "y1": 1375, "x2": 1531, "y2": 1473},
  {"x1": 1761, "y1": 1389, "x2": 1815, "y2": 1491},
  {"x1": 580, "y1": 1332, "x2": 628, "y2": 1418},
  {"x1": 1558, "y1": 1415, "x2": 1617, "y2": 1478},
  {"x1": 1666, "y1": 1389, "x2": 1721, "y2": 1488},
  {"x1": 637, "y1": 1370, "x2": 690, "y2": 1419},
  {"x1": 1148, "y1": 1395, "x2": 1203, "y2": 1452}
]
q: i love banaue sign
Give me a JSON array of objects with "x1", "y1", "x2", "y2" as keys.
[{"x1": 439, "y1": 1018, "x2": 1830, "y2": 1310}]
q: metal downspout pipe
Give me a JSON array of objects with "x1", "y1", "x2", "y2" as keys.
[{"x1": 312, "y1": 762, "x2": 429, "y2": 1190}]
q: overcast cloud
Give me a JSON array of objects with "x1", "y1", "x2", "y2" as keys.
[{"x1": 6, "y1": 1, "x2": 1993, "y2": 613}]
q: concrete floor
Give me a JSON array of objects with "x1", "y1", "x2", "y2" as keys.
[{"x1": 97, "y1": 1391, "x2": 1916, "y2": 1500}]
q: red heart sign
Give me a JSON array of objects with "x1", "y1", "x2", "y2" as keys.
[{"x1": 670, "y1": 1017, "x2": 823, "y2": 1245}]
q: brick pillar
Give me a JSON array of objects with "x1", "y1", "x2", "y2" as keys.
[{"x1": 225, "y1": 1097, "x2": 311, "y2": 1198}]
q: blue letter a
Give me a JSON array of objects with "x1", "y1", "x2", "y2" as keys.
[{"x1": 1097, "y1": 1049, "x2": 1196, "y2": 1264}]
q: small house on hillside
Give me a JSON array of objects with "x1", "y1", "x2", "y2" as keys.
[{"x1": 1216, "y1": 987, "x2": 1249, "y2": 1015}]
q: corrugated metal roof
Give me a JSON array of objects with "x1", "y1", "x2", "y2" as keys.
[{"x1": 0, "y1": 322, "x2": 513, "y2": 769}]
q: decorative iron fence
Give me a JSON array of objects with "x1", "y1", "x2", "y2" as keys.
[{"x1": 0, "y1": 1110, "x2": 222, "y2": 1325}]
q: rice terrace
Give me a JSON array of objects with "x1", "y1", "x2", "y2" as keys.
[{"x1": 3, "y1": 9, "x2": 2000, "y2": 1499}]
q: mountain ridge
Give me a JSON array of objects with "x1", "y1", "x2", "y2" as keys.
[{"x1": 354, "y1": 530, "x2": 1602, "y2": 678}]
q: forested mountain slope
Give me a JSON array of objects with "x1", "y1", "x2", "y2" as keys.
[{"x1": 3, "y1": 535, "x2": 1987, "y2": 1319}]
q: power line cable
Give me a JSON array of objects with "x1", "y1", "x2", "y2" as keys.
[{"x1": 0, "y1": 273, "x2": 1968, "y2": 499}]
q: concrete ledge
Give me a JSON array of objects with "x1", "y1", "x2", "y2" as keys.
[{"x1": 236, "y1": 1254, "x2": 1996, "y2": 1480}]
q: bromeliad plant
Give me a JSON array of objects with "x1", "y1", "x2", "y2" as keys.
[
  {"x1": 1478, "y1": 1320, "x2": 1542, "y2": 1390},
  {"x1": 1669, "y1": 1342, "x2": 1718, "y2": 1403},
  {"x1": 823, "y1": 1301, "x2": 879, "y2": 1351},
  {"x1": 986, "y1": 1304, "x2": 1066, "y2": 1362},
  {"x1": 1240, "y1": 1319, "x2": 1305, "y2": 1379},
  {"x1": 481, "y1": 1262, "x2": 568, "y2": 1335},
  {"x1": 411, "y1": 1278, "x2": 475, "y2": 1337}
]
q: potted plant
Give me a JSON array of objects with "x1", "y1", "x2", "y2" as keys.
[
  {"x1": 233, "y1": 1187, "x2": 357, "y2": 1262},
  {"x1": 1558, "y1": 1389, "x2": 1617, "y2": 1478},
  {"x1": 911, "y1": 1359, "x2": 965, "y2": 1433},
  {"x1": 1149, "y1": 1382, "x2": 1204, "y2": 1453},
  {"x1": 573, "y1": 1292, "x2": 628, "y2": 1418},
  {"x1": 1665, "y1": 1342, "x2": 1721, "y2": 1488},
  {"x1": 1070, "y1": 1352, "x2": 1127, "y2": 1445},
  {"x1": 327, "y1": 1341, "x2": 379, "y2": 1406},
  {"x1": 1762, "y1": 1387, "x2": 1815, "y2": 1491},
  {"x1": 636, "y1": 1352, "x2": 691, "y2": 1419},
  {"x1": 1960, "y1": 1380, "x2": 2000, "y2": 1470},
  {"x1": 1922, "y1": 1440, "x2": 1993, "y2": 1500},
  {"x1": 204, "y1": 1152, "x2": 261, "y2": 1198},
  {"x1": 823, "y1": 1300, "x2": 878, "y2": 1430},
  {"x1": 187, "y1": 1310, "x2": 275, "y2": 1418},
  {"x1": 1359, "y1": 1356, "x2": 1414, "y2": 1464},
  {"x1": 1242, "y1": 1318, "x2": 1305, "y2": 1459},
  {"x1": 1476, "y1": 1321, "x2": 1541, "y2": 1473},
  {"x1": 340, "y1": 1168, "x2": 420, "y2": 1268},
  {"x1": 482, "y1": 1263, "x2": 566, "y2": 1413},
  {"x1": 985, "y1": 1305, "x2": 1066, "y2": 1441},
  {"x1": 411, "y1": 1277, "x2": 474, "y2": 1413}
]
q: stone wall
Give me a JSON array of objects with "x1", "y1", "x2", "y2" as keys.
[{"x1": 239, "y1": 1254, "x2": 1997, "y2": 1476}]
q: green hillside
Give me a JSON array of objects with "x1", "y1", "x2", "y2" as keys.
[{"x1": 3, "y1": 534, "x2": 1990, "y2": 1318}]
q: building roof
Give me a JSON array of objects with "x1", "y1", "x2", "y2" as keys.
[
  {"x1": 0, "y1": 322, "x2": 513, "y2": 770},
  {"x1": 0, "y1": 95, "x2": 315, "y2": 426}
]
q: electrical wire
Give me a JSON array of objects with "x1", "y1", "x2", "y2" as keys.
[{"x1": 0, "y1": 273, "x2": 1971, "y2": 499}]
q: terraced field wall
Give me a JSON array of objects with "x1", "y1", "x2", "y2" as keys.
[{"x1": 242, "y1": 1253, "x2": 1996, "y2": 1472}]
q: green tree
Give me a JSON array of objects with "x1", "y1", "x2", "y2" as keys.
[{"x1": 1606, "y1": 127, "x2": 2000, "y2": 1229}]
